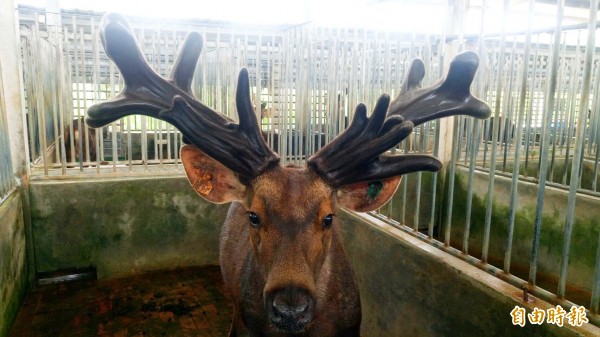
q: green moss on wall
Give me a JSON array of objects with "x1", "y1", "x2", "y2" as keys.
[
  {"x1": 0, "y1": 191, "x2": 28, "y2": 337},
  {"x1": 442, "y1": 170, "x2": 599, "y2": 305},
  {"x1": 29, "y1": 175, "x2": 230, "y2": 279},
  {"x1": 340, "y1": 211, "x2": 593, "y2": 337},
  {"x1": 497, "y1": 158, "x2": 599, "y2": 191}
]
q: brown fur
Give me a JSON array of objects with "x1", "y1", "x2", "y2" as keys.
[
  {"x1": 220, "y1": 167, "x2": 361, "y2": 337},
  {"x1": 181, "y1": 145, "x2": 400, "y2": 337},
  {"x1": 63, "y1": 117, "x2": 96, "y2": 164}
]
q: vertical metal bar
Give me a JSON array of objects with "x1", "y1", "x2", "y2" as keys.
[
  {"x1": 557, "y1": 0, "x2": 597, "y2": 298},
  {"x1": 57, "y1": 26, "x2": 67, "y2": 176},
  {"x1": 167, "y1": 29, "x2": 176, "y2": 163},
  {"x1": 304, "y1": 27, "x2": 311, "y2": 161},
  {"x1": 400, "y1": 144, "x2": 408, "y2": 225},
  {"x1": 156, "y1": 30, "x2": 164, "y2": 167},
  {"x1": 278, "y1": 32, "x2": 285, "y2": 163},
  {"x1": 296, "y1": 28, "x2": 303, "y2": 165},
  {"x1": 34, "y1": 17, "x2": 49, "y2": 175},
  {"x1": 559, "y1": 38, "x2": 580, "y2": 160},
  {"x1": 428, "y1": 125, "x2": 441, "y2": 238},
  {"x1": 481, "y1": 41, "x2": 495, "y2": 169},
  {"x1": 139, "y1": 28, "x2": 148, "y2": 171},
  {"x1": 0, "y1": 52, "x2": 12, "y2": 195},
  {"x1": 23, "y1": 36, "x2": 36, "y2": 167},
  {"x1": 524, "y1": 35, "x2": 541, "y2": 177},
  {"x1": 268, "y1": 35, "x2": 276, "y2": 151},
  {"x1": 501, "y1": 38, "x2": 517, "y2": 172},
  {"x1": 459, "y1": 0, "x2": 487, "y2": 250},
  {"x1": 317, "y1": 28, "x2": 325, "y2": 153},
  {"x1": 151, "y1": 31, "x2": 159, "y2": 163},
  {"x1": 505, "y1": 0, "x2": 535, "y2": 273},
  {"x1": 110, "y1": 71, "x2": 119, "y2": 172},
  {"x1": 562, "y1": 45, "x2": 582, "y2": 186},
  {"x1": 413, "y1": 144, "x2": 424, "y2": 231},
  {"x1": 283, "y1": 31, "x2": 291, "y2": 164},
  {"x1": 79, "y1": 28, "x2": 91, "y2": 165},
  {"x1": 482, "y1": 0, "x2": 510, "y2": 263},
  {"x1": 462, "y1": 120, "x2": 482, "y2": 254},
  {"x1": 549, "y1": 32, "x2": 568, "y2": 182},
  {"x1": 256, "y1": 33, "x2": 263, "y2": 137},
  {"x1": 90, "y1": 18, "x2": 102, "y2": 172},
  {"x1": 126, "y1": 116, "x2": 133, "y2": 172},
  {"x1": 305, "y1": 27, "x2": 312, "y2": 160},
  {"x1": 295, "y1": 28, "x2": 301, "y2": 163},
  {"x1": 444, "y1": 116, "x2": 460, "y2": 246},
  {"x1": 529, "y1": 0, "x2": 564, "y2": 287},
  {"x1": 427, "y1": 35, "x2": 445, "y2": 239},
  {"x1": 64, "y1": 24, "x2": 75, "y2": 171},
  {"x1": 590, "y1": 71, "x2": 600, "y2": 191},
  {"x1": 50, "y1": 24, "x2": 61, "y2": 167},
  {"x1": 591, "y1": 73, "x2": 600, "y2": 167},
  {"x1": 284, "y1": 30, "x2": 291, "y2": 162},
  {"x1": 592, "y1": 230, "x2": 600, "y2": 313},
  {"x1": 71, "y1": 18, "x2": 81, "y2": 171}
]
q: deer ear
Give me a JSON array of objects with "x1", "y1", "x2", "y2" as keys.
[
  {"x1": 337, "y1": 176, "x2": 402, "y2": 212},
  {"x1": 181, "y1": 144, "x2": 247, "y2": 203}
]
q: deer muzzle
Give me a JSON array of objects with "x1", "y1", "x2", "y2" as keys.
[{"x1": 265, "y1": 286, "x2": 315, "y2": 333}]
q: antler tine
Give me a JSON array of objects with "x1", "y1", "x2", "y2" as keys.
[
  {"x1": 388, "y1": 51, "x2": 491, "y2": 125},
  {"x1": 169, "y1": 32, "x2": 203, "y2": 95},
  {"x1": 309, "y1": 51, "x2": 491, "y2": 188},
  {"x1": 160, "y1": 70, "x2": 279, "y2": 182},
  {"x1": 87, "y1": 13, "x2": 279, "y2": 182},
  {"x1": 308, "y1": 95, "x2": 426, "y2": 187},
  {"x1": 87, "y1": 13, "x2": 205, "y2": 128}
]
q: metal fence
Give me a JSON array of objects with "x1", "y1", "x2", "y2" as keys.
[
  {"x1": 374, "y1": 0, "x2": 600, "y2": 325},
  {"x1": 19, "y1": 8, "x2": 440, "y2": 177},
  {"x1": 18, "y1": 1, "x2": 600, "y2": 327},
  {"x1": 0, "y1": 58, "x2": 15, "y2": 201}
]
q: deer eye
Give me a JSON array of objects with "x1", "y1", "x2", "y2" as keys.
[
  {"x1": 248, "y1": 212, "x2": 260, "y2": 228},
  {"x1": 323, "y1": 214, "x2": 334, "y2": 228}
]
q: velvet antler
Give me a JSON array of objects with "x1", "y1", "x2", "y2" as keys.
[
  {"x1": 86, "y1": 13, "x2": 279, "y2": 182},
  {"x1": 88, "y1": 13, "x2": 490, "y2": 188},
  {"x1": 388, "y1": 51, "x2": 490, "y2": 125},
  {"x1": 308, "y1": 51, "x2": 491, "y2": 188}
]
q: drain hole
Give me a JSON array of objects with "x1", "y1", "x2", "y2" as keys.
[{"x1": 37, "y1": 266, "x2": 97, "y2": 285}]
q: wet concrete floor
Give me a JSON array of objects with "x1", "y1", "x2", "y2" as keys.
[{"x1": 9, "y1": 265, "x2": 234, "y2": 337}]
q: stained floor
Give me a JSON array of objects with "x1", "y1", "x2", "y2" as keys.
[{"x1": 8, "y1": 265, "x2": 234, "y2": 337}]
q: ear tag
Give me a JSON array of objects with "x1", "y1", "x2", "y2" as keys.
[
  {"x1": 367, "y1": 181, "x2": 383, "y2": 200},
  {"x1": 192, "y1": 171, "x2": 213, "y2": 195}
]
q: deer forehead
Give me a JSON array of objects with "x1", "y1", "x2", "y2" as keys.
[{"x1": 251, "y1": 167, "x2": 334, "y2": 221}]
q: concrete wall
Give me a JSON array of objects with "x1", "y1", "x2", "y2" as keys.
[
  {"x1": 446, "y1": 166, "x2": 600, "y2": 295},
  {"x1": 29, "y1": 175, "x2": 229, "y2": 279},
  {"x1": 341, "y1": 211, "x2": 599, "y2": 337},
  {"x1": 0, "y1": 190, "x2": 27, "y2": 337},
  {"x1": 25, "y1": 175, "x2": 600, "y2": 335}
]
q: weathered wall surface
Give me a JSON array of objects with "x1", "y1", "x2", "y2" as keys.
[
  {"x1": 0, "y1": 191, "x2": 27, "y2": 337},
  {"x1": 29, "y1": 175, "x2": 229, "y2": 279},
  {"x1": 341, "y1": 211, "x2": 598, "y2": 337},
  {"x1": 25, "y1": 174, "x2": 600, "y2": 335},
  {"x1": 446, "y1": 166, "x2": 600, "y2": 294}
]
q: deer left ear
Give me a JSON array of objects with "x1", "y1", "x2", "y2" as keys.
[
  {"x1": 181, "y1": 144, "x2": 247, "y2": 204},
  {"x1": 337, "y1": 176, "x2": 402, "y2": 212}
]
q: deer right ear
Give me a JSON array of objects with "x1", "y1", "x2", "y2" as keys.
[
  {"x1": 337, "y1": 176, "x2": 402, "y2": 213},
  {"x1": 181, "y1": 145, "x2": 247, "y2": 204}
]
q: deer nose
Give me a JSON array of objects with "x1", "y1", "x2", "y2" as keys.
[{"x1": 266, "y1": 287, "x2": 314, "y2": 333}]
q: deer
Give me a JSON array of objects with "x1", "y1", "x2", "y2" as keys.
[{"x1": 87, "y1": 13, "x2": 490, "y2": 337}]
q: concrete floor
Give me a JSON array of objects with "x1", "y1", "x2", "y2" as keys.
[{"x1": 8, "y1": 266, "x2": 233, "y2": 337}]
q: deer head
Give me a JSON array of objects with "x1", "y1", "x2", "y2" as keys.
[{"x1": 87, "y1": 13, "x2": 490, "y2": 333}]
